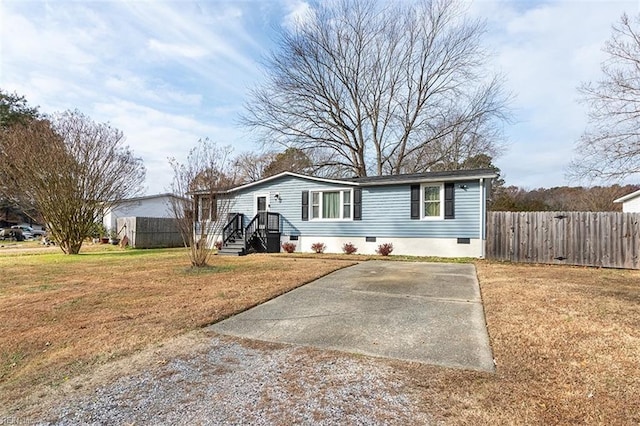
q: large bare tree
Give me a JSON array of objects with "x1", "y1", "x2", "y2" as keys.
[
  {"x1": 242, "y1": 0, "x2": 509, "y2": 177},
  {"x1": 0, "y1": 110, "x2": 145, "y2": 254},
  {"x1": 168, "y1": 139, "x2": 236, "y2": 267},
  {"x1": 571, "y1": 13, "x2": 640, "y2": 181}
]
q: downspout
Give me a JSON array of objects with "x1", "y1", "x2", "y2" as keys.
[{"x1": 479, "y1": 178, "x2": 485, "y2": 258}]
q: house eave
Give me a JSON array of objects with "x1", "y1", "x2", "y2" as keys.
[
  {"x1": 191, "y1": 172, "x2": 360, "y2": 196},
  {"x1": 355, "y1": 173, "x2": 498, "y2": 186},
  {"x1": 614, "y1": 189, "x2": 640, "y2": 204},
  {"x1": 190, "y1": 169, "x2": 498, "y2": 195}
]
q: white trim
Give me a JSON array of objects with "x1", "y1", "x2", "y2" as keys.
[
  {"x1": 309, "y1": 188, "x2": 354, "y2": 221},
  {"x1": 356, "y1": 173, "x2": 498, "y2": 186},
  {"x1": 107, "y1": 193, "x2": 188, "y2": 204},
  {"x1": 198, "y1": 195, "x2": 215, "y2": 221},
  {"x1": 193, "y1": 171, "x2": 498, "y2": 195},
  {"x1": 289, "y1": 236, "x2": 483, "y2": 257},
  {"x1": 254, "y1": 193, "x2": 270, "y2": 216},
  {"x1": 224, "y1": 172, "x2": 359, "y2": 194},
  {"x1": 420, "y1": 182, "x2": 444, "y2": 220},
  {"x1": 614, "y1": 189, "x2": 640, "y2": 203}
]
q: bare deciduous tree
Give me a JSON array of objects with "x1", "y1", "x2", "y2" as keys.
[
  {"x1": 571, "y1": 13, "x2": 640, "y2": 181},
  {"x1": 233, "y1": 151, "x2": 276, "y2": 183},
  {"x1": 168, "y1": 139, "x2": 236, "y2": 267},
  {"x1": 0, "y1": 110, "x2": 145, "y2": 254},
  {"x1": 242, "y1": 0, "x2": 509, "y2": 177}
]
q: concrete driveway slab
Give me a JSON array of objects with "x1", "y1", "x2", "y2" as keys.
[{"x1": 210, "y1": 261, "x2": 495, "y2": 372}]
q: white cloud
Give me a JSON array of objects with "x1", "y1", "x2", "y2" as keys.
[
  {"x1": 147, "y1": 39, "x2": 209, "y2": 59},
  {"x1": 4, "y1": 0, "x2": 640, "y2": 194},
  {"x1": 468, "y1": 0, "x2": 638, "y2": 187},
  {"x1": 92, "y1": 100, "x2": 248, "y2": 194},
  {"x1": 281, "y1": 0, "x2": 314, "y2": 30}
]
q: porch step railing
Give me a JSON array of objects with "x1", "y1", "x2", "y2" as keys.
[
  {"x1": 220, "y1": 212, "x2": 281, "y2": 255},
  {"x1": 222, "y1": 213, "x2": 244, "y2": 245},
  {"x1": 244, "y1": 212, "x2": 281, "y2": 253}
]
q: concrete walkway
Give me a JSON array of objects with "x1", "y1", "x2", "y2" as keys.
[{"x1": 210, "y1": 261, "x2": 495, "y2": 372}]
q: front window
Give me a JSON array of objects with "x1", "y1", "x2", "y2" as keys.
[
  {"x1": 343, "y1": 191, "x2": 351, "y2": 219},
  {"x1": 312, "y1": 192, "x2": 320, "y2": 219},
  {"x1": 311, "y1": 189, "x2": 352, "y2": 220},
  {"x1": 199, "y1": 195, "x2": 217, "y2": 221},
  {"x1": 422, "y1": 184, "x2": 443, "y2": 219},
  {"x1": 201, "y1": 197, "x2": 211, "y2": 220}
]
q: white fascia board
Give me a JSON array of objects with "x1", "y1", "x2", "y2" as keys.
[
  {"x1": 357, "y1": 173, "x2": 498, "y2": 186},
  {"x1": 220, "y1": 172, "x2": 360, "y2": 194},
  {"x1": 614, "y1": 189, "x2": 640, "y2": 203}
]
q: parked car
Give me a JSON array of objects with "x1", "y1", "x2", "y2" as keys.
[
  {"x1": 11, "y1": 225, "x2": 46, "y2": 239},
  {"x1": 0, "y1": 228, "x2": 26, "y2": 241}
]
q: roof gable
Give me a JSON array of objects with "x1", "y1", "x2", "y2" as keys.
[{"x1": 222, "y1": 172, "x2": 358, "y2": 193}]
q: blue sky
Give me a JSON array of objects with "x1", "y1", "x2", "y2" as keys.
[{"x1": 1, "y1": 0, "x2": 639, "y2": 194}]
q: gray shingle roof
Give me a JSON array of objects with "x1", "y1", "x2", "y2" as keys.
[
  {"x1": 195, "y1": 168, "x2": 498, "y2": 195},
  {"x1": 345, "y1": 168, "x2": 498, "y2": 185}
]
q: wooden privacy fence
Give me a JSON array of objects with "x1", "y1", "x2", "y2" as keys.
[
  {"x1": 486, "y1": 212, "x2": 640, "y2": 269},
  {"x1": 116, "y1": 217, "x2": 184, "y2": 249}
]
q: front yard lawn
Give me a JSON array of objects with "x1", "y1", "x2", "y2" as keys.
[
  {"x1": 2, "y1": 247, "x2": 638, "y2": 424},
  {"x1": 0, "y1": 248, "x2": 355, "y2": 411}
]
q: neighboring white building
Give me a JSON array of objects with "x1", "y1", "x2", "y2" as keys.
[
  {"x1": 614, "y1": 189, "x2": 640, "y2": 213},
  {"x1": 102, "y1": 193, "x2": 184, "y2": 232}
]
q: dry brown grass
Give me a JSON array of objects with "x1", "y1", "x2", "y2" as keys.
[
  {"x1": 0, "y1": 247, "x2": 355, "y2": 411},
  {"x1": 392, "y1": 261, "x2": 640, "y2": 424},
  {"x1": 3, "y1": 247, "x2": 639, "y2": 424}
]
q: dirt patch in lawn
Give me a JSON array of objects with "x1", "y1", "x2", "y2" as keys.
[
  {"x1": 391, "y1": 261, "x2": 640, "y2": 424},
  {"x1": 0, "y1": 248, "x2": 355, "y2": 412}
]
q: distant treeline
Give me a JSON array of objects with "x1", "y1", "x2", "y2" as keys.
[{"x1": 490, "y1": 184, "x2": 640, "y2": 212}]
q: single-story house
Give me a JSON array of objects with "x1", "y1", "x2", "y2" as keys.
[
  {"x1": 193, "y1": 168, "x2": 497, "y2": 258},
  {"x1": 614, "y1": 189, "x2": 640, "y2": 213},
  {"x1": 102, "y1": 193, "x2": 184, "y2": 232}
]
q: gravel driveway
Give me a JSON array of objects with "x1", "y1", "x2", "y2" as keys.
[{"x1": 27, "y1": 331, "x2": 431, "y2": 425}]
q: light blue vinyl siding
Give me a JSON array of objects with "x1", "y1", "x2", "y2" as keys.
[{"x1": 226, "y1": 175, "x2": 484, "y2": 239}]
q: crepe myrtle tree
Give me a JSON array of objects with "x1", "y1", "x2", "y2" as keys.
[
  {"x1": 168, "y1": 139, "x2": 236, "y2": 267},
  {"x1": 0, "y1": 110, "x2": 145, "y2": 254}
]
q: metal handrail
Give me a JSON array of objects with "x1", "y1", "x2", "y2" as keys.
[
  {"x1": 222, "y1": 213, "x2": 244, "y2": 245},
  {"x1": 244, "y1": 212, "x2": 281, "y2": 252}
]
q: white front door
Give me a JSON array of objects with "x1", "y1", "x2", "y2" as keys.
[{"x1": 256, "y1": 194, "x2": 268, "y2": 228}]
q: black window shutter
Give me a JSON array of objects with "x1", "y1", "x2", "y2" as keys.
[
  {"x1": 301, "y1": 191, "x2": 309, "y2": 221},
  {"x1": 194, "y1": 197, "x2": 200, "y2": 221},
  {"x1": 444, "y1": 183, "x2": 455, "y2": 219},
  {"x1": 410, "y1": 185, "x2": 420, "y2": 219},
  {"x1": 353, "y1": 188, "x2": 362, "y2": 220}
]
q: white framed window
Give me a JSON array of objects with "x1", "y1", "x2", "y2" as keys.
[
  {"x1": 310, "y1": 189, "x2": 353, "y2": 220},
  {"x1": 199, "y1": 195, "x2": 216, "y2": 221},
  {"x1": 421, "y1": 183, "x2": 444, "y2": 219},
  {"x1": 254, "y1": 193, "x2": 269, "y2": 215},
  {"x1": 343, "y1": 191, "x2": 351, "y2": 219}
]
